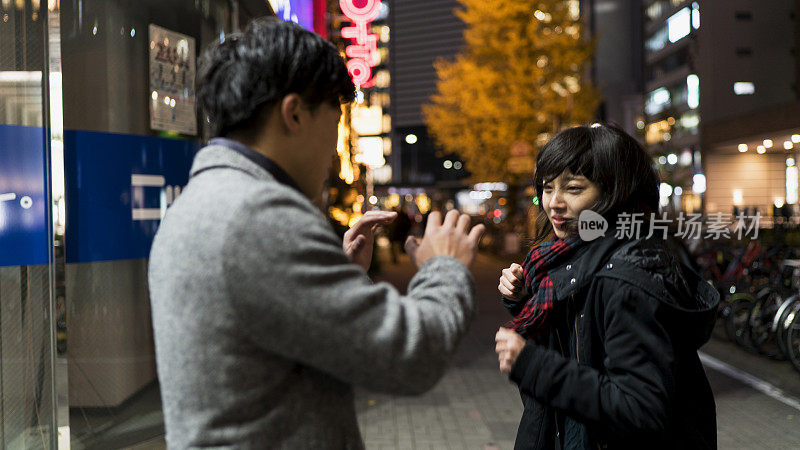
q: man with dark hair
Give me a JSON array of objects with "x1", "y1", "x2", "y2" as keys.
[{"x1": 148, "y1": 17, "x2": 485, "y2": 448}]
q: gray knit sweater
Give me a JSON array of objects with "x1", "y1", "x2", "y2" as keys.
[{"x1": 148, "y1": 144, "x2": 476, "y2": 449}]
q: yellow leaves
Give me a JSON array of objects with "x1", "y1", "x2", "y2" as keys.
[{"x1": 423, "y1": 0, "x2": 601, "y2": 181}]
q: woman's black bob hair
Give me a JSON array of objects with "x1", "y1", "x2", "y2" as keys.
[{"x1": 531, "y1": 123, "x2": 660, "y2": 244}]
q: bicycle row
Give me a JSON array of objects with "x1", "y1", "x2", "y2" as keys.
[{"x1": 696, "y1": 237, "x2": 800, "y2": 374}]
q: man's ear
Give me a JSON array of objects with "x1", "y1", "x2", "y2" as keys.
[{"x1": 279, "y1": 94, "x2": 303, "y2": 133}]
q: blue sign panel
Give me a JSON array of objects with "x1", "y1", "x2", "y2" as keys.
[
  {"x1": 64, "y1": 130, "x2": 200, "y2": 264},
  {"x1": 0, "y1": 125, "x2": 49, "y2": 268},
  {"x1": 270, "y1": 0, "x2": 315, "y2": 32}
]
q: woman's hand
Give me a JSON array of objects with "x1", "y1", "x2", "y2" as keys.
[
  {"x1": 498, "y1": 263, "x2": 525, "y2": 301},
  {"x1": 495, "y1": 327, "x2": 526, "y2": 374}
]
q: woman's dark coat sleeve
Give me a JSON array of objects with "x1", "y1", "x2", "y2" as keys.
[
  {"x1": 502, "y1": 295, "x2": 527, "y2": 316},
  {"x1": 508, "y1": 278, "x2": 675, "y2": 437}
]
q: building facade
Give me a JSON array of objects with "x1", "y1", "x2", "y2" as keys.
[
  {"x1": 583, "y1": 0, "x2": 645, "y2": 138},
  {"x1": 642, "y1": 0, "x2": 800, "y2": 219},
  {"x1": 387, "y1": 0, "x2": 467, "y2": 187}
]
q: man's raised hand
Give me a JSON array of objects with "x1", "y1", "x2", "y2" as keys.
[{"x1": 405, "y1": 210, "x2": 485, "y2": 269}]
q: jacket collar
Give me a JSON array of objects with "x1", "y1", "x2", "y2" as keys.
[
  {"x1": 548, "y1": 233, "x2": 629, "y2": 299},
  {"x1": 190, "y1": 143, "x2": 275, "y2": 182}
]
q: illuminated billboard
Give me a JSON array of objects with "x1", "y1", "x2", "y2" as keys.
[{"x1": 269, "y1": 0, "x2": 315, "y2": 32}]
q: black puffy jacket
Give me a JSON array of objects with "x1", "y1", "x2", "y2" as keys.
[{"x1": 504, "y1": 233, "x2": 719, "y2": 450}]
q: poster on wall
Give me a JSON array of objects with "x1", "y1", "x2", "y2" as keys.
[{"x1": 148, "y1": 24, "x2": 197, "y2": 136}]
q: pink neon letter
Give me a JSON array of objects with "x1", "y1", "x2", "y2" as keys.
[{"x1": 339, "y1": 0, "x2": 381, "y2": 22}]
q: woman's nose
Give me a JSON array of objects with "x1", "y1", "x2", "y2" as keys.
[{"x1": 548, "y1": 190, "x2": 566, "y2": 210}]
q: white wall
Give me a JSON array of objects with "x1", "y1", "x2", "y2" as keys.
[{"x1": 705, "y1": 152, "x2": 790, "y2": 215}]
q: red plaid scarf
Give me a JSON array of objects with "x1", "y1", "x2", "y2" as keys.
[{"x1": 505, "y1": 236, "x2": 584, "y2": 339}]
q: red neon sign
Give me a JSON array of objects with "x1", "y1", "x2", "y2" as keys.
[{"x1": 339, "y1": 0, "x2": 381, "y2": 88}]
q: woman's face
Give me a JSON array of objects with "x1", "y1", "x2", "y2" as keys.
[{"x1": 541, "y1": 170, "x2": 601, "y2": 239}]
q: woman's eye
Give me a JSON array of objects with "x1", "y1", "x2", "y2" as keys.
[{"x1": 567, "y1": 186, "x2": 584, "y2": 192}]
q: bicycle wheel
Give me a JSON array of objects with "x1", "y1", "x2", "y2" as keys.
[
  {"x1": 747, "y1": 290, "x2": 785, "y2": 359},
  {"x1": 774, "y1": 296, "x2": 800, "y2": 358},
  {"x1": 786, "y1": 307, "x2": 800, "y2": 373},
  {"x1": 725, "y1": 296, "x2": 754, "y2": 346}
]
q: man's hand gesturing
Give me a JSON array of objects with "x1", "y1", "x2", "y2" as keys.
[
  {"x1": 343, "y1": 210, "x2": 397, "y2": 271},
  {"x1": 404, "y1": 210, "x2": 485, "y2": 269}
]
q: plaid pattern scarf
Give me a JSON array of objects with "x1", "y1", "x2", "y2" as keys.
[{"x1": 505, "y1": 236, "x2": 584, "y2": 339}]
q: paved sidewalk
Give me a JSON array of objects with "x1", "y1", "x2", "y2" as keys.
[
  {"x1": 357, "y1": 252, "x2": 522, "y2": 450},
  {"x1": 357, "y1": 251, "x2": 800, "y2": 450}
]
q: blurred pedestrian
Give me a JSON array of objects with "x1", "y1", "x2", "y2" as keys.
[
  {"x1": 148, "y1": 17, "x2": 485, "y2": 449},
  {"x1": 495, "y1": 124, "x2": 719, "y2": 449}
]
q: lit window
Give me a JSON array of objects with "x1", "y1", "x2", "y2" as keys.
[
  {"x1": 667, "y1": 8, "x2": 691, "y2": 43},
  {"x1": 734, "y1": 82, "x2": 755, "y2": 95},
  {"x1": 687, "y1": 75, "x2": 699, "y2": 109},
  {"x1": 680, "y1": 150, "x2": 693, "y2": 166},
  {"x1": 787, "y1": 166, "x2": 799, "y2": 204},
  {"x1": 692, "y1": 2, "x2": 700, "y2": 29},
  {"x1": 680, "y1": 111, "x2": 700, "y2": 130},
  {"x1": 646, "y1": 26, "x2": 669, "y2": 52},
  {"x1": 693, "y1": 174, "x2": 706, "y2": 194},
  {"x1": 646, "y1": 87, "x2": 671, "y2": 115},
  {"x1": 646, "y1": 1, "x2": 665, "y2": 21}
]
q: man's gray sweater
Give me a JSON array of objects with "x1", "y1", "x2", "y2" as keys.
[{"x1": 148, "y1": 144, "x2": 476, "y2": 448}]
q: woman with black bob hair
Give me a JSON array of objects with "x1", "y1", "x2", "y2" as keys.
[{"x1": 495, "y1": 123, "x2": 719, "y2": 449}]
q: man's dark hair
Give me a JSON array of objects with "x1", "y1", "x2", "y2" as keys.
[
  {"x1": 196, "y1": 17, "x2": 355, "y2": 137},
  {"x1": 531, "y1": 123, "x2": 660, "y2": 244}
]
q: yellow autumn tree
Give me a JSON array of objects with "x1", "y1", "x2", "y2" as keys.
[{"x1": 423, "y1": 0, "x2": 601, "y2": 183}]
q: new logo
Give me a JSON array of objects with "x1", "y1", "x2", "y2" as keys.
[{"x1": 578, "y1": 210, "x2": 608, "y2": 241}]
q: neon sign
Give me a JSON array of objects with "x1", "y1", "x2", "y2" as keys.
[{"x1": 339, "y1": 0, "x2": 381, "y2": 88}]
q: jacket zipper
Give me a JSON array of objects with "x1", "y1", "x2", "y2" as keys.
[
  {"x1": 574, "y1": 297, "x2": 580, "y2": 364},
  {"x1": 554, "y1": 316, "x2": 566, "y2": 447},
  {"x1": 573, "y1": 294, "x2": 605, "y2": 450}
]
